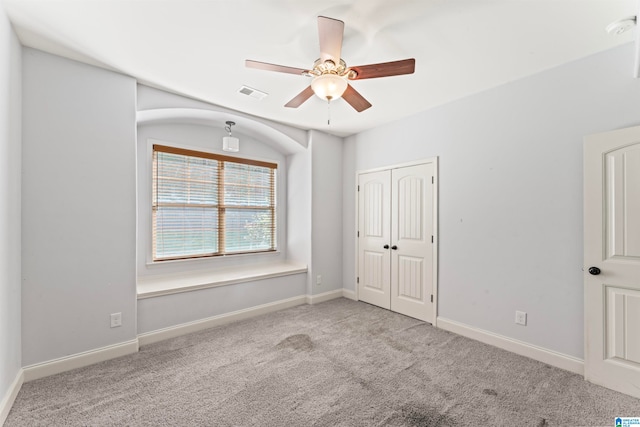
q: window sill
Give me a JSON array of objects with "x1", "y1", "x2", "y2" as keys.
[
  {"x1": 145, "y1": 250, "x2": 281, "y2": 267},
  {"x1": 137, "y1": 261, "x2": 308, "y2": 299}
]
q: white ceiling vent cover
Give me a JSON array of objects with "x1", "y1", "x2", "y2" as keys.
[{"x1": 238, "y1": 85, "x2": 268, "y2": 100}]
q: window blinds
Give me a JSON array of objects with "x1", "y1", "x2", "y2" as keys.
[{"x1": 152, "y1": 145, "x2": 277, "y2": 261}]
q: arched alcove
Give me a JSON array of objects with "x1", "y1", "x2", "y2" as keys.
[{"x1": 136, "y1": 108, "x2": 307, "y2": 155}]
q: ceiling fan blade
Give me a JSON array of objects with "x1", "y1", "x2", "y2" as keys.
[
  {"x1": 285, "y1": 86, "x2": 315, "y2": 108},
  {"x1": 342, "y1": 84, "x2": 372, "y2": 112},
  {"x1": 245, "y1": 60, "x2": 308, "y2": 76},
  {"x1": 318, "y1": 16, "x2": 344, "y2": 63},
  {"x1": 349, "y1": 58, "x2": 415, "y2": 80}
]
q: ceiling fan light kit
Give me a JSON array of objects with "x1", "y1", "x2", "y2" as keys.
[
  {"x1": 311, "y1": 73, "x2": 348, "y2": 100},
  {"x1": 246, "y1": 16, "x2": 415, "y2": 114}
]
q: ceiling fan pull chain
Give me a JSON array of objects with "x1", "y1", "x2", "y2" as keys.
[{"x1": 327, "y1": 99, "x2": 331, "y2": 125}]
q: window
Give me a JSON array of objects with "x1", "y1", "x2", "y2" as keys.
[{"x1": 152, "y1": 145, "x2": 277, "y2": 261}]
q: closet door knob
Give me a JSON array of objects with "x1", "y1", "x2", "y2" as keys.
[
  {"x1": 391, "y1": 245, "x2": 398, "y2": 250},
  {"x1": 383, "y1": 245, "x2": 389, "y2": 249},
  {"x1": 588, "y1": 266, "x2": 601, "y2": 276}
]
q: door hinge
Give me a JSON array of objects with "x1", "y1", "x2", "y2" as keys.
[
  {"x1": 357, "y1": 277, "x2": 359, "y2": 284},
  {"x1": 357, "y1": 231, "x2": 360, "y2": 237},
  {"x1": 357, "y1": 185, "x2": 360, "y2": 191},
  {"x1": 431, "y1": 235, "x2": 433, "y2": 243},
  {"x1": 432, "y1": 176, "x2": 434, "y2": 184},
  {"x1": 430, "y1": 294, "x2": 433, "y2": 303}
]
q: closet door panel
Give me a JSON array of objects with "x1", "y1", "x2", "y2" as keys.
[
  {"x1": 390, "y1": 163, "x2": 434, "y2": 322},
  {"x1": 358, "y1": 170, "x2": 391, "y2": 309}
]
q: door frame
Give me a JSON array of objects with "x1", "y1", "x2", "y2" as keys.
[{"x1": 355, "y1": 157, "x2": 439, "y2": 325}]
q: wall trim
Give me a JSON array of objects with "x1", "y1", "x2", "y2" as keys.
[
  {"x1": 22, "y1": 339, "x2": 139, "y2": 382},
  {"x1": 437, "y1": 317, "x2": 584, "y2": 375},
  {"x1": 138, "y1": 295, "x2": 307, "y2": 346},
  {"x1": 342, "y1": 289, "x2": 357, "y2": 300},
  {"x1": 306, "y1": 289, "x2": 344, "y2": 305},
  {"x1": 0, "y1": 368, "x2": 24, "y2": 425}
]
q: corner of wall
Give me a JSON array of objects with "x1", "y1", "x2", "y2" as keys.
[
  {"x1": 0, "y1": 1, "x2": 22, "y2": 421},
  {"x1": 309, "y1": 131, "x2": 344, "y2": 294}
]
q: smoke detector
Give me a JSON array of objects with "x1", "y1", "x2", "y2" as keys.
[{"x1": 606, "y1": 16, "x2": 636, "y2": 35}]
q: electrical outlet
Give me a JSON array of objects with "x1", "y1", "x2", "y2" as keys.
[
  {"x1": 110, "y1": 312, "x2": 122, "y2": 328},
  {"x1": 316, "y1": 274, "x2": 322, "y2": 286},
  {"x1": 515, "y1": 311, "x2": 527, "y2": 326}
]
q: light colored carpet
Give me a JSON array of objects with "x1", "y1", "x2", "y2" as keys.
[{"x1": 6, "y1": 298, "x2": 640, "y2": 426}]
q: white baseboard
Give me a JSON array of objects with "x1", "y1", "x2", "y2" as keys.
[
  {"x1": 138, "y1": 295, "x2": 307, "y2": 346},
  {"x1": 437, "y1": 317, "x2": 584, "y2": 375},
  {"x1": 342, "y1": 289, "x2": 357, "y2": 301},
  {"x1": 337, "y1": 291, "x2": 582, "y2": 375},
  {"x1": 23, "y1": 339, "x2": 139, "y2": 382},
  {"x1": 0, "y1": 368, "x2": 23, "y2": 425},
  {"x1": 306, "y1": 289, "x2": 344, "y2": 305}
]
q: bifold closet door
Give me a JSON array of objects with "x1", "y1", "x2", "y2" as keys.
[{"x1": 357, "y1": 163, "x2": 434, "y2": 322}]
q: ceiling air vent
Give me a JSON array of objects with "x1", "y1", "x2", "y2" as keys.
[{"x1": 238, "y1": 85, "x2": 268, "y2": 100}]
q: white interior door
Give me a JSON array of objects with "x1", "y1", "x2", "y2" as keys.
[
  {"x1": 390, "y1": 164, "x2": 434, "y2": 322},
  {"x1": 357, "y1": 170, "x2": 391, "y2": 309},
  {"x1": 584, "y1": 125, "x2": 640, "y2": 399}
]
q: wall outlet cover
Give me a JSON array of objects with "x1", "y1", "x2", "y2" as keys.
[
  {"x1": 515, "y1": 311, "x2": 527, "y2": 326},
  {"x1": 110, "y1": 312, "x2": 122, "y2": 328}
]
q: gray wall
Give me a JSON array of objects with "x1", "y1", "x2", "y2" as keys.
[
  {"x1": 286, "y1": 141, "x2": 312, "y2": 291},
  {"x1": 343, "y1": 43, "x2": 640, "y2": 359},
  {"x1": 138, "y1": 275, "x2": 306, "y2": 333},
  {"x1": 0, "y1": 2, "x2": 22, "y2": 407},
  {"x1": 21, "y1": 49, "x2": 137, "y2": 366},
  {"x1": 310, "y1": 131, "x2": 343, "y2": 295}
]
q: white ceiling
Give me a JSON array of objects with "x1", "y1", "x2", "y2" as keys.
[{"x1": 4, "y1": 0, "x2": 637, "y2": 136}]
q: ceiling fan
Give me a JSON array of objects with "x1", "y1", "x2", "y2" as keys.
[{"x1": 246, "y1": 16, "x2": 415, "y2": 113}]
